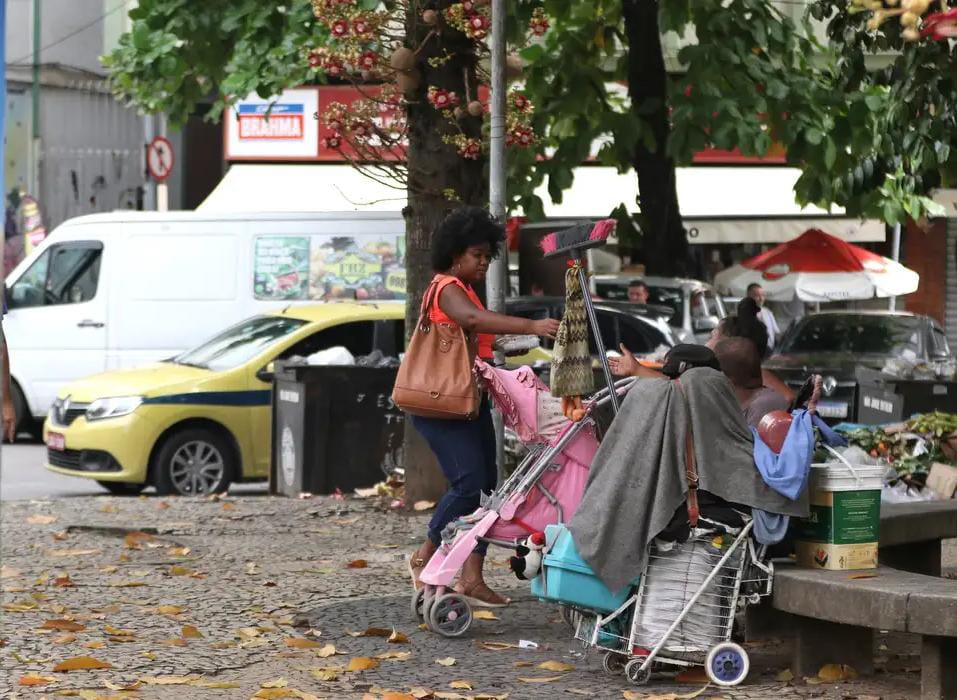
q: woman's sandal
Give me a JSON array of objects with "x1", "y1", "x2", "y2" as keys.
[
  {"x1": 454, "y1": 580, "x2": 510, "y2": 608},
  {"x1": 408, "y1": 553, "x2": 427, "y2": 591}
]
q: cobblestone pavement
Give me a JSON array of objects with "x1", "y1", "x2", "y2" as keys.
[{"x1": 0, "y1": 494, "x2": 941, "y2": 699}]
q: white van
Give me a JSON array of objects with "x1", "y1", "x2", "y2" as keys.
[{"x1": 4, "y1": 210, "x2": 406, "y2": 431}]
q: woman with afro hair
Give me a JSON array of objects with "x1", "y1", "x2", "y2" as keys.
[{"x1": 407, "y1": 207, "x2": 559, "y2": 607}]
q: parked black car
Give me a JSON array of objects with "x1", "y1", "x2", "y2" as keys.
[
  {"x1": 764, "y1": 311, "x2": 953, "y2": 421},
  {"x1": 505, "y1": 296, "x2": 678, "y2": 355}
]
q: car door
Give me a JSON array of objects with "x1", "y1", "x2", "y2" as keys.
[
  {"x1": 246, "y1": 320, "x2": 376, "y2": 475},
  {"x1": 5, "y1": 241, "x2": 107, "y2": 418}
]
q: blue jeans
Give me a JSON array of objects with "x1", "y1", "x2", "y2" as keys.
[{"x1": 412, "y1": 398, "x2": 496, "y2": 554}]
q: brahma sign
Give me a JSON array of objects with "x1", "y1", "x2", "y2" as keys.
[{"x1": 225, "y1": 88, "x2": 320, "y2": 160}]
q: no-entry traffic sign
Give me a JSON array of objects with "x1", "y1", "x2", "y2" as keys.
[{"x1": 147, "y1": 136, "x2": 175, "y2": 182}]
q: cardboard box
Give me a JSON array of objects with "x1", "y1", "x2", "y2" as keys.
[
  {"x1": 926, "y1": 462, "x2": 957, "y2": 500},
  {"x1": 794, "y1": 483, "x2": 881, "y2": 571}
]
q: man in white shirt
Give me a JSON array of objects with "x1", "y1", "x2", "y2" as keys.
[{"x1": 747, "y1": 283, "x2": 780, "y2": 352}]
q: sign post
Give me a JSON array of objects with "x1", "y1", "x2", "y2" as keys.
[{"x1": 147, "y1": 135, "x2": 174, "y2": 212}]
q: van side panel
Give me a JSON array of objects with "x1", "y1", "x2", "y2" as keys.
[{"x1": 110, "y1": 225, "x2": 240, "y2": 369}]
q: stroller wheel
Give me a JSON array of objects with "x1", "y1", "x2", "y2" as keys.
[
  {"x1": 410, "y1": 588, "x2": 426, "y2": 621},
  {"x1": 601, "y1": 652, "x2": 626, "y2": 676},
  {"x1": 428, "y1": 593, "x2": 473, "y2": 638},
  {"x1": 625, "y1": 657, "x2": 651, "y2": 685},
  {"x1": 706, "y1": 642, "x2": 750, "y2": 687}
]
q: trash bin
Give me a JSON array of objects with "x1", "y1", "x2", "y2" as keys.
[
  {"x1": 855, "y1": 367, "x2": 957, "y2": 424},
  {"x1": 271, "y1": 362, "x2": 403, "y2": 496}
]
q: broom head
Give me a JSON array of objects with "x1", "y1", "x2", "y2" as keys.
[{"x1": 540, "y1": 219, "x2": 616, "y2": 258}]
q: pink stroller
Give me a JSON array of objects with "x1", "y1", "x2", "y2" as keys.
[{"x1": 413, "y1": 359, "x2": 635, "y2": 637}]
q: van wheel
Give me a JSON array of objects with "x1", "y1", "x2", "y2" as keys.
[
  {"x1": 152, "y1": 428, "x2": 234, "y2": 496},
  {"x1": 11, "y1": 383, "x2": 41, "y2": 440},
  {"x1": 97, "y1": 481, "x2": 146, "y2": 496}
]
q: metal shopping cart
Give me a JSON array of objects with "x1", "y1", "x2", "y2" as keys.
[{"x1": 571, "y1": 519, "x2": 773, "y2": 687}]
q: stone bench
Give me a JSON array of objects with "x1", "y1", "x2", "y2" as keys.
[{"x1": 768, "y1": 500, "x2": 957, "y2": 700}]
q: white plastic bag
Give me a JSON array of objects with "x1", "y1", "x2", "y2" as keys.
[{"x1": 306, "y1": 346, "x2": 356, "y2": 366}]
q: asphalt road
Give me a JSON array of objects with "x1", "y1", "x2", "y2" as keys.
[
  {"x1": 0, "y1": 442, "x2": 103, "y2": 500},
  {"x1": 0, "y1": 442, "x2": 269, "y2": 500}
]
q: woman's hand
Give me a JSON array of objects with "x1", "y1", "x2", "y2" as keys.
[
  {"x1": 530, "y1": 318, "x2": 560, "y2": 339},
  {"x1": 609, "y1": 343, "x2": 639, "y2": 377}
]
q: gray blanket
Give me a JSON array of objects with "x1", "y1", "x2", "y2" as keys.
[{"x1": 567, "y1": 367, "x2": 807, "y2": 592}]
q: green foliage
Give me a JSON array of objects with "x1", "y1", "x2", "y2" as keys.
[
  {"x1": 511, "y1": 0, "x2": 953, "y2": 227},
  {"x1": 104, "y1": 0, "x2": 329, "y2": 125}
]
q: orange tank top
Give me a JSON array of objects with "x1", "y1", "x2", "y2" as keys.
[{"x1": 428, "y1": 274, "x2": 495, "y2": 360}]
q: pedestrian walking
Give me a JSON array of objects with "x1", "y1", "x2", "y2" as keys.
[
  {"x1": 407, "y1": 207, "x2": 559, "y2": 607},
  {"x1": 746, "y1": 283, "x2": 781, "y2": 351},
  {"x1": 2, "y1": 301, "x2": 15, "y2": 442}
]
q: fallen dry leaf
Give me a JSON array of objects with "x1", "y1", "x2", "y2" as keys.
[
  {"x1": 848, "y1": 572, "x2": 878, "y2": 580},
  {"x1": 107, "y1": 581, "x2": 146, "y2": 588},
  {"x1": 246, "y1": 561, "x2": 261, "y2": 575},
  {"x1": 191, "y1": 680, "x2": 241, "y2": 689},
  {"x1": 473, "y1": 610, "x2": 499, "y2": 621},
  {"x1": 159, "y1": 637, "x2": 188, "y2": 646},
  {"x1": 100, "y1": 504, "x2": 119, "y2": 513},
  {"x1": 18, "y1": 673, "x2": 57, "y2": 686},
  {"x1": 310, "y1": 668, "x2": 340, "y2": 681},
  {"x1": 181, "y1": 625, "x2": 203, "y2": 638},
  {"x1": 104, "y1": 680, "x2": 143, "y2": 691},
  {"x1": 154, "y1": 605, "x2": 184, "y2": 615},
  {"x1": 98, "y1": 565, "x2": 118, "y2": 574},
  {"x1": 124, "y1": 531, "x2": 154, "y2": 549},
  {"x1": 83, "y1": 641, "x2": 106, "y2": 650},
  {"x1": 436, "y1": 657, "x2": 457, "y2": 666},
  {"x1": 518, "y1": 676, "x2": 565, "y2": 683},
  {"x1": 538, "y1": 660, "x2": 574, "y2": 672},
  {"x1": 388, "y1": 628, "x2": 409, "y2": 644},
  {"x1": 381, "y1": 694, "x2": 416, "y2": 700},
  {"x1": 566, "y1": 690, "x2": 596, "y2": 697},
  {"x1": 353, "y1": 626, "x2": 392, "y2": 638},
  {"x1": 167, "y1": 547, "x2": 190, "y2": 557},
  {"x1": 155, "y1": 500, "x2": 170, "y2": 509},
  {"x1": 169, "y1": 565, "x2": 194, "y2": 576},
  {"x1": 284, "y1": 637, "x2": 324, "y2": 649},
  {"x1": 42, "y1": 620, "x2": 86, "y2": 632},
  {"x1": 479, "y1": 641, "x2": 520, "y2": 651},
  {"x1": 52, "y1": 530, "x2": 70, "y2": 541},
  {"x1": 27, "y1": 514, "x2": 58, "y2": 525},
  {"x1": 514, "y1": 661, "x2": 533, "y2": 668},
  {"x1": 104, "y1": 625, "x2": 134, "y2": 637},
  {"x1": 140, "y1": 651, "x2": 157, "y2": 660},
  {"x1": 316, "y1": 644, "x2": 338, "y2": 658},
  {"x1": 261, "y1": 678, "x2": 289, "y2": 689},
  {"x1": 53, "y1": 574, "x2": 75, "y2": 588},
  {"x1": 53, "y1": 656, "x2": 113, "y2": 672},
  {"x1": 48, "y1": 548, "x2": 101, "y2": 557},
  {"x1": 347, "y1": 656, "x2": 380, "y2": 671},
  {"x1": 346, "y1": 559, "x2": 368, "y2": 569},
  {"x1": 53, "y1": 634, "x2": 77, "y2": 645},
  {"x1": 816, "y1": 663, "x2": 858, "y2": 682},
  {"x1": 221, "y1": 501, "x2": 235, "y2": 510},
  {"x1": 376, "y1": 650, "x2": 412, "y2": 661},
  {"x1": 139, "y1": 674, "x2": 203, "y2": 685},
  {"x1": 775, "y1": 668, "x2": 794, "y2": 682},
  {"x1": 413, "y1": 500, "x2": 436, "y2": 511},
  {"x1": 236, "y1": 627, "x2": 262, "y2": 638},
  {"x1": 450, "y1": 681, "x2": 473, "y2": 690}
]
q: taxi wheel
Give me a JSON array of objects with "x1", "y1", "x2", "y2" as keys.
[
  {"x1": 97, "y1": 481, "x2": 146, "y2": 496},
  {"x1": 153, "y1": 428, "x2": 234, "y2": 496}
]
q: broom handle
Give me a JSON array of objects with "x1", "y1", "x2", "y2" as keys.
[{"x1": 574, "y1": 253, "x2": 619, "y2": 414}]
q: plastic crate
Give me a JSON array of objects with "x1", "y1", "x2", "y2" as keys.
[{"x1": 531, "y1": 525, "x2": 637, "y2": 612}]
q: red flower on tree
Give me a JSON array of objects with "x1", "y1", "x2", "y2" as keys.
[
  {"x1": 321, "y1": 136, "x2": 342, "y2": 149},
  {"x1": 512, "y1": 93, "x2": 531, "y2": 112},
  {"x1": 467, "y1": 14, "x2": 489, "y2": 39},
  {"x1": 308, "y1": 51, "x2": 322, "y2": 68},
  {"x1": 428, "y1": 87, "x2": 456, "y2": 109},
  {"x1": 324, "y1": 57, "x2": 345, "y2": 77},
  {"x1": 459, "y1": 138, "x2": 482, "y2": 159},
  {"x1": 330, "y1": 19, "x2": 349, "y2": 37},
  {"x1": 353, "y1": 17, "x2": 371, "y2": 36},
  {"x1": 529, "y1": 8, "x2": 549, "y2": 36},
  {"x1": 358, "y1": 51, "x2": 377, "y2": 70}
]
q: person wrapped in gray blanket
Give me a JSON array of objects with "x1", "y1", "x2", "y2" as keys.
[{"x1": 566, "y1": 366, "x2": 807, "y2": 593}]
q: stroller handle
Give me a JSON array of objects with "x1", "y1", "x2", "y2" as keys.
[{"x1": 587, "y1": 376, "x2": 637, "y2": 411}]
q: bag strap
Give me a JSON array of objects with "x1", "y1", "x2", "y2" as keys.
[
  {"x1": 417, "y1": 279, "x2": 441, "y2": 329},
  {"x1": 674, "y1": 379, "x2": 700, "y2": 528}
]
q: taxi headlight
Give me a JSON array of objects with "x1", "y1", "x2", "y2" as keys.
[{"x1": 85, "y1": 396, "x2": 144, "y2": 422}]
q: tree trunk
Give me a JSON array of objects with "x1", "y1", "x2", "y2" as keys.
[
  {"x1": 403, "y1": 7, "x2": 488, "y2": 505},
  {"x1": 622, "y1": 0, "x2": 693, "y2": 277}
]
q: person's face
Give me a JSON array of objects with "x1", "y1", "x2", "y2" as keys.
[
  {"x1": 749, "y1": 286, "x2": 765, "y2": 307},
  {"x1": 628, "y1": 285, "x2": 649, "y2": 303},
  {"x1": 452, "y1": 244, "x2": 492, "y2": 284}
]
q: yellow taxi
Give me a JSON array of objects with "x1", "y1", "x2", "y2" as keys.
[{"x1": 44, "y1": 303, "x2": 405, "y2": 496}]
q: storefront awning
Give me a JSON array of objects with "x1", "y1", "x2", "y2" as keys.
[{"x1": 199, "y1": 164, "x2": 883, "y2": 243}]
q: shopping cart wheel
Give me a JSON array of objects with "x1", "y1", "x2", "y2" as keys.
[
  {"x1": 410, "y1": 588, "x2": 426, "y2": 621},
  {"x1": 428, "y1": 593, "x2": 473, "y2": 638},
  {"x1": 625, "y1": 657, "x2": 651, "y2": 685},
  {"x1": 559, "y1": 605, "x2": 580, "y2": 630},
  {"x1": 601, "y1": 652, "x2": 627, "y2": 676},
  {"x1": 706, "y1": 642, "x2": 750, "y2": 687}
]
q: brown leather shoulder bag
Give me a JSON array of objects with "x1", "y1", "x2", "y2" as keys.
[{"x1": 392, "y1": 279, "x2": 480, "y2": 420}]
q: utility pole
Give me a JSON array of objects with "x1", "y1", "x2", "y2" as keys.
[
  {"x1": 889, "y1": 222, "x2": 901, "y2": 311},
  {"x1": 487, "y1": 0, "x2": 507, "y2": 481},
  {"x1": 30, "y1": 0, "x2": 41, "y2": 198}
]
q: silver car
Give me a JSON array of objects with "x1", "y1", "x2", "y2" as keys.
[{"x1": 591, "y1": 275, "x2": 727, "y2": 344}]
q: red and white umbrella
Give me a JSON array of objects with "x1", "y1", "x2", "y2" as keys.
[{"x1": 714, "y1": 229, "x2": 919, "y2": 302}]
